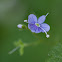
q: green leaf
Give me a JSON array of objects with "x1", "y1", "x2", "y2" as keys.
[
  {"x1": 46, "y1": 43, "x2": 62, "y2": 62},
  {"x1": 14, "y1": 40, "x2": 24, "y2": 55},
  {"x1": 14, "y1": 40, "x2": 23, "y2": 47}
]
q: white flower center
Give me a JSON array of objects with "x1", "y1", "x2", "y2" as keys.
[{"x1": 35, "y1": 23, "x2": 40, "y2": 27}]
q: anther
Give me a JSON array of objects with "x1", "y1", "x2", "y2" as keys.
[{"x1": 24, "y1": 20, "x2": 27, "y2": 22}]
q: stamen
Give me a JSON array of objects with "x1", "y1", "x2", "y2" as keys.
[
  {"x1": 46, "y1": 13, "x2": 49, "y2": 17},
  {"x1": 40, "y1": 27, "x2": 50, "y2": 38},
  {"x1": 24, "y1": 20, "x2": 29, "y2": 24},
  {"x1": 24, "y1": 20, "x2": 27, "y2": 22},
  {"x1": 8, "y1": 46, "x2": 20, "y2": 54},
  {"x1": 24, "y1": 20, "x2": 34, "y2": 25}
]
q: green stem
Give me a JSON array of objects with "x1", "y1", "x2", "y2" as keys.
[{"x1": 24, "y1": 41, "x2": 42, "y2": 47}]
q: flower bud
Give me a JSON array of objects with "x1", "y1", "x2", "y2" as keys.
[{"x1": 17, "y1": 24, "x2": 23, "y2": 28}]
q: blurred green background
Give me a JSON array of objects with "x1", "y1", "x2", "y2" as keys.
[{"x1": 0, "y1": 0, "x2": 62, "y2": 62}]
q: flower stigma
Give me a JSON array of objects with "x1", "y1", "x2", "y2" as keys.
[{"x1": 35, "y1": 23, "x2": 40, "y2": 27}]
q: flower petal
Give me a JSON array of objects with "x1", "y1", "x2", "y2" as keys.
[
  {"x1": 40, "y1": 23, "x2": 50, "y2": 32},
  {"x1": 28, "y1": 24, "x2": 37, "y2": 32},
  {"x1": 38, "y1": 15, "x2": 46, "y2": 24},
  {"x1": 28, "y1": 14, "x2": 37, "y2": 24},
  {"x1": 35, "y1": 27, "x2": 42, "y2": 33},
  {"x1": 28, "y1": 24, "x2": 42, "y2": 33}
]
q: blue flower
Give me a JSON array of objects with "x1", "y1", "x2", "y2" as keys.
[{"x1": 24, "y1": 13, "x2": 50, "y2": 38}]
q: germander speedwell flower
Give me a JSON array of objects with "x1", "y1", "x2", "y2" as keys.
[{"x1": 24, "y1": 13, "x2": 50, "y2": 38}]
